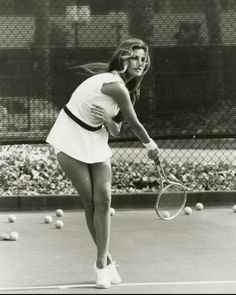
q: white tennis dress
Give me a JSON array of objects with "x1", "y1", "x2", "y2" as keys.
[{"x1": 46, "y1": 71, "x2": 124, "y2": 163}]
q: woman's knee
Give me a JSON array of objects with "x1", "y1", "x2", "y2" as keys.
[
  {"x1": 94, "y1": 188, "x2": 111, "y2": 211},
  {"x1": 90, "y1": 159, "x2": 112, "y2": 212}
]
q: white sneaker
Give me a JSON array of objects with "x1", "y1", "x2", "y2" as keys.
[
  {"x1": 107, "y1": 261, "x2": 122, "y2": 284},
  {"x1": 107, "y1": 254, "x2": 122, "y2": 285},
  {"x1": 94, "y1": 263, "x2": 111, "y2": 289}
]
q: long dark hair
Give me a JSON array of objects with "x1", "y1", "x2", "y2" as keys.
[{"x1": 71, "y1": 38, "x2": 151, "y2": 122}]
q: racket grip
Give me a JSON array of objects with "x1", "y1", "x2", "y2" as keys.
[{"x1": 154, "y1": 157, "x2": 160, "y2": 165}]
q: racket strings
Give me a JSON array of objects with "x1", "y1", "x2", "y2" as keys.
[
  {"x1": 158, "y1": 183, "x2": 186, "y2": 219},
  {"x1": 154, "y1": 161, "x2": 187, "y2": 220}
]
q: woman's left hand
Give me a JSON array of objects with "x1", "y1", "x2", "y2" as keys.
[
  {"x1": 91, "y1": 104, "x2": 121, "y2": 137},
  {"x1": 91, "y1": 104, "x2": 110, "y2": 123}
]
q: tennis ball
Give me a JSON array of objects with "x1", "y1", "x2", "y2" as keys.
[
  {"x1": 110, "y1": 208, "x2": 116, "y2": 216},
  {"x1": 10, "y1": 231, "x2": 19, "y2": 241},
  {"x1": 195, "y1": 203, "x2": 204, "y2": 211},
  {"x1": 162, "y1": 211, "x2": 170, "y2": 218},
  {"x1": 232, "y1": 205, "x2": 236, "y2": 213},
  {"x1": 55, "y1": 220, "x2": 64, "y2": 229},
  {"x1": 8, "y1": 214, "x2": 16, "y2": 223},
  {"x1": 56, "y1": 209, "x2": 64, "y2": 217},
  {"x1": 0, "y1": 231, "x2": 10, "y2": 240},
  {"x1": 45, "y1": 215, "x2": 53, "y2": 224},
  {"x1": 184, "y1": 207, "x2": 192, "y2": 215}
]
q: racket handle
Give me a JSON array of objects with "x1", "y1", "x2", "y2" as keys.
[{"x1": 154, "y1": 157, "x2": 160, "y2": 165}]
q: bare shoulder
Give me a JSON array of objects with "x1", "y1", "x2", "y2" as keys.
[{"x1": 101, "y1": 81, "x2": 129, "y2": 99}]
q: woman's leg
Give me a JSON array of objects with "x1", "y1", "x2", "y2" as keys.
[
  {"x1": 57, "y1": 152, "x2": 112, "y2": 267},
  {"x1": 89, "y1": 158, "x2": 112, "y2": 269},
  {"x1": 57, "y1": 152, "x2": 97, "y2": 244}
]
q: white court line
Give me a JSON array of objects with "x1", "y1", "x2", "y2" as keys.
[{"x1": 1, "y1": 280, "x2": 236, "y2": 291}]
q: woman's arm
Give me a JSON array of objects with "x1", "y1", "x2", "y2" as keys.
[
  {"x1": 90, "y1": 104, "x2": 121, "y2": 137},
  {"x1": 102, "y1": 82, "x2": 152, "y2": 143},
  {"x1": 103, "y1": 117, "x2": 122, "y2": 137},
  {"x1": 101, "y1": 81, "x2": 159, "y2": 159}
]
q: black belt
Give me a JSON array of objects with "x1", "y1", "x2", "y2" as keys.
[{"x1": 63, "y1": 105, "x2": 103, "y2": 131}]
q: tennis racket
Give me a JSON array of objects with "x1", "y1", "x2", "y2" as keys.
[{"x1": 154, "y1": 157, "x2": 187, "y2": 220}]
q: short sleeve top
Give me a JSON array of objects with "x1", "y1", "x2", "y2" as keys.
[{"x1": 66, "y1": 70, "x2": 125, "y2": 127}]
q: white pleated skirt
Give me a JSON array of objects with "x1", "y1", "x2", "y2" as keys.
[{"x1": 46, "y1": 110, "x2": 112, "y2": 163}]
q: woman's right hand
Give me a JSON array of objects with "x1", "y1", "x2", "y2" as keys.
[{"x1": 147, "y1": 148, "x2": 159, "y2": 160}]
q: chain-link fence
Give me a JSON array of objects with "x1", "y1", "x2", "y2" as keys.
[
  {"x1": 1, "y1": 0, "x2": 236, "y2": 196},
  {"x1": 1, "y1": 138, "x2": 236, "y2": 196}
]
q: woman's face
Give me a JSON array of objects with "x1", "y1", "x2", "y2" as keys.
[{"x1": 125, "y1": 48, "x2": 147, "y2": 79}]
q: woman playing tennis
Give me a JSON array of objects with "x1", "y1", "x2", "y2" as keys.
[{"x1": 46, "y1": 38, "x2": 159, "y2": 289}]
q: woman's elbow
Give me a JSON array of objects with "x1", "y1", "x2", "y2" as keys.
[{"x1": 110, "y1": 129, "x2": 120, "y2": 137}]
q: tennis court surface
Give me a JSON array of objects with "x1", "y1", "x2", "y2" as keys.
[{"x1": 1, "y1": 207, "x2": 236, "y2": 294}]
